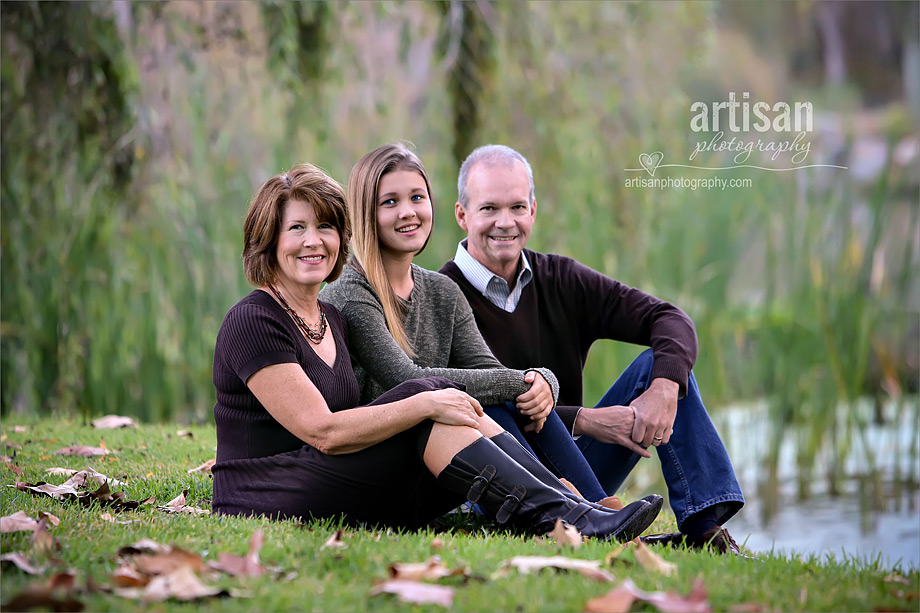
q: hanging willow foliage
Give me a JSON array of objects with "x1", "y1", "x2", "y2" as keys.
[{"x1": 435, "y1": 1, "x2": 497, "y2": 167}]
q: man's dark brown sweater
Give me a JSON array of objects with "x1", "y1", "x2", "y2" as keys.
[{"x1": 440, "y1": 249, "x2": 698, "y2": 431}]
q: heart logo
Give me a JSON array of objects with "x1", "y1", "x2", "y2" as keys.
[{"x1": 638, "y1": 151, "x2": 664, "y2": 176}]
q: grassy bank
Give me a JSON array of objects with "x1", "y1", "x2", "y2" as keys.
[{"x1": 1, "y1": 418, "x2": 917, "y2": 612}]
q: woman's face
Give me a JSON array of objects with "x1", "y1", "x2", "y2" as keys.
[
  {"x1": 275, "y1": 199, "x2": 340, "y2": 290},
  {"x1": 375, "y1": 169, "x2": 432, "y2": 259}
]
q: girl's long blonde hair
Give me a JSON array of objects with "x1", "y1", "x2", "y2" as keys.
[{"x1": 347, "y1": 143, "x2": 434, "y2": 357}]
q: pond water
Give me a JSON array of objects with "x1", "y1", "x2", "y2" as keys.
[{"x1": 625, "y1": 398, "x2": 920, "y2": 570}]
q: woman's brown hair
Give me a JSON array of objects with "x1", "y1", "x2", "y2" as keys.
[{"x1": 243, "y1": 164, "x2": 350, "y2": 287}]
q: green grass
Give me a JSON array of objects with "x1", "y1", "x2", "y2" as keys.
[{"x1": 2, "y1": 419, "x2": 917, "y2": 612}]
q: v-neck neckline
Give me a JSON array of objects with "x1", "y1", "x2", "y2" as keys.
[{"x1": 258, "y1": 289, "x2": 340, "y2": 371}]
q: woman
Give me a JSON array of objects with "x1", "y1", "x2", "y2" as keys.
[
  {"x1": 320, "y1": 143, "x2": 611, "y2": 504},
  {"x1": 210, "y1": 163, "x2": 661, "y2": 538}
]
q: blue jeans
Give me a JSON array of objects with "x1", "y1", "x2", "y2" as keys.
[
  {"x1": 484, "y1": 403, "x2": 608, "y2": 502},
  {"x1": 577, "y1": 349, "x2": 744, "y2": 529}
]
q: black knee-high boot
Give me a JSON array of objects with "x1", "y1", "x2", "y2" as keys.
[
  {"x1": 489, "y1": 432, "x2": 664, "y2": 514},
  {"x1": 437, "y1": 436, "x2": 661, "y2": 541}
]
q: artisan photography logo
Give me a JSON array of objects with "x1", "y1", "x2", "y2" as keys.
[{"x1": 625, "y1": 91, "x2": 847, "y2": 183}]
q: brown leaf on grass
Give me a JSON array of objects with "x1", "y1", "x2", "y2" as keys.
[
  {"x1": 322, "y1": 528, "x2": 348, "y2": 550},
  {"x1": 37, "y1": 511, "x2": 61, "y2": 527},
  {"x1": 159, "y1": 489, "x2": 210, "y2": 515},
  {"x1": 0, "y1": 551, "x2": 45, "y2": 574},
  {"x1": 585, "y1": 577, "x2": 711, "y2": 613},
  {"x1": 13, "y1": 480, "x2": 81, "y2": 501},
  {"x1": 188, "y1": 459, "x2": 216, "y2": 474},
  {"x1": 47, "y1": 572, "x2": 78, "y2": 592},
  {"x1": 91, "y1": 415, "x2": 137, "y2": 429},
  {"x1": 497, "y1": 555, "x2": 614, "y2": 583},
  {"x1": 370, "y1": 579, "x2": 455, "y2": 608},
  {"x1": 55, "y1": 445, "x2": 111, "y2": 457},
  {"x1": 58, "y1": 467, "x2": 125, "y2": 488},
  {"x1": 133, "y1": 565, "x2": 228, "y2": 602},
  {"x1": 117, "y1": 538, "x2": 172, "y2": 556},
  {"x1": 7, "y1": 462, "x2": 23, "y2": 476},
  {"x1": 100, "y1": 512, "x2": 134, "y2": 525},
  {"x1": 2, "y1": 586, "x2": 83, "y2": 612},
  {"x1": 634, "y1": 539, "x2": 678, "y2": 576},
  {"x1": 1, "y1": 510, "x2": 41, "y2": 533},
  {"x1": 31, "y1": 517, "x2": 61, "y2": 558},
  {"x1": 388, "y1": 555, "x2": 469, "y2": 581},
  {"x1": 111, "y1": 563, "x2": 149, "y2": 587},
  {"x1": 207, "y1": 529, "x2": 266, "y2": 577},
  {"x1": 548, "y1": 518, "x2": 584, "y2": 549},
  {"x1": 132, "y1": 548, "x2": 203, "y2": 576},
  {"x1": 430, "y1": 537, "x2": 445, "y2": 551}
]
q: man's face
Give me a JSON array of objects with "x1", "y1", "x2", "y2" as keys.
[{"x1": 455, "y1": 161, "x2": 536, "y2": 280}]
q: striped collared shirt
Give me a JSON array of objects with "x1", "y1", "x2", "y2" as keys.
[{"x1": 452, "y1": 241, "x2": 533, "y2": 313}]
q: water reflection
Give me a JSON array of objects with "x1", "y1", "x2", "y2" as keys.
[{"x1": 626, "y1": 397, "x2": 920, "y2": 569}]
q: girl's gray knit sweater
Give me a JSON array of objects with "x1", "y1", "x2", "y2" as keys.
[{"x1": 320, "y1": 264, "x2": 559, "y2": 406}]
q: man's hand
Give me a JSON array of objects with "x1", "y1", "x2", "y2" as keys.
[
  {"x1": 630, "y1": 378, "x2": 678, "y2": 448},
  {"x1": 573, "y1": 405, "x2": 651, "y2": 458},
  {"x1": 516, "y1": 370, "x2": 554, "y2": 433}
]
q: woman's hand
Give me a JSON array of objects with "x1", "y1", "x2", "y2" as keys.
[
  {"x1": 515, "y1": 371, "x2": 554, "y2": 433},
  {"x1": 422, "y1": 388, "x2": 484, "y2": 428}
]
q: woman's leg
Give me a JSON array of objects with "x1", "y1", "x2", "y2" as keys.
[
  {"x1": 426, "y1": 413, "x2": 661, "y2": 540},
  {"x1": 486, "y1": 402, "x2": 607, "y2": 502}
]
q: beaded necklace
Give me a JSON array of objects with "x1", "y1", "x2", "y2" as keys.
[{"x1": 268, "y1": 284, "x2": 327, "y2": 345}]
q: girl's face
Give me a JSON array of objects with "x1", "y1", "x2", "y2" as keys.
[{"x1": 375, "y1": 169, "x2": 433, "y2": 259}]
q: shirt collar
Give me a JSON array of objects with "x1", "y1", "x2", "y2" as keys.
[{"x1": 454, "y1": 240, "x2": 532, "y2": 294}]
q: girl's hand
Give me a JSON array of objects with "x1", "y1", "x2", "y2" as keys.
[
  {"x1": 515, "y1": 371, "x2": 554, "y2": 428},
  {"x1": 423, "y1": 388, "x2": 484, "y2": 428}
]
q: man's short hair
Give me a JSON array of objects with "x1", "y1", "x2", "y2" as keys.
[{"x1": 457, "y1": 144, "x2": 535, "y2": 207}]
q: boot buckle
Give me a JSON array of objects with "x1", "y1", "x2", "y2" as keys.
[
  {"x1": 495, "y1": 485, "x2": 526, "y2": 524},
  {"x1": 467, "y1": 465, "x2": 496, "y2": 503}
]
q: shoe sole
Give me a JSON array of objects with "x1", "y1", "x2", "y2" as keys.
[{"x1": 610, "y1": 496, "x2": 663, "y2": 542}]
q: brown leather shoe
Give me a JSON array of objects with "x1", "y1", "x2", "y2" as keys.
[{"x1": 642, "y1": 526, "x2": 751, "y2": 557}]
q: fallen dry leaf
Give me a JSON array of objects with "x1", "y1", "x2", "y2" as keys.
[
  {"x1": 137, "y1": 565, "x2": 227, "y2": 602},
  {"x1": 31, "y1": 517, "x2": 62, "y2": 557},
  {"x1": 158, "y1": 489, "x2": 210, "y2": 515},
  {"x1": 55, "y1": 445, "x2": 111, "y2": 457},
  {"x1": 634, "y1": 539, "x2": 678, "y2": 576},
  {"x1": 497, "y1": 555, "x2": 614, "y2": 583},
  {"x1": 388, "y1": 555, "x2": 469, "y2": 581},
  {"x1": 100, "y1": 512, "x2": 134, "y2": 525},
  {"x1": 548, "y1": 518, "x2": 584, "y2": 548},
  {"x1": 177, "y1": 430, "x2": 194, "y2": 438},
  {"x1": 1, "y1": 510, "x2": 41, "y2": 533},
  {"x1": 132, "y1": 548, "x2": 203, "y2": 576},
  {"x1": 188, "y1": 459, "x2": 216, "y2": 474},
  {"x1": 7, "y1": 462, "x2": 23, "y2": 476},
  {"x1": 604, "y1": 540, "x2": 634, "y2": 567},
  {"x1": 884, "y1": 574, "x2": 912, "y2": 585},
  {"x1": 207, "y1": 529, "x2": 266, "y2": 577},
  {"x1": 60, "y1": 467, "x2": 124, "y2": 488},
  {"x1": 430, "y1": 537, "x2": 445, "y2": 551},
  {"x1": 118, "y1": 538, "x2": 172, "y2": 556},
  {"x1": 111, "y1": 564, "x2": 149, "y2": 587},
  {"x1": 585, "y1": 577, "x2": 711, "y2": 613},
  {"x1": 37, "y1": 511, "x2": 61, "y2": 527},
  {"x1": 2, "y1": 585, "x2": 83, "y2": 612},
  {"x1": 0, "y1": 551, "x2": 45, "y2": 574},
  {"x1": 322, "y1": 528, "x2": 348, "y2": 550},
  {"x1": 91, "y1": 415, "x2": 137, "y2": 429},
  {"x1": 370, "y1": 579, "x2": 454, "y2": 608}
]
